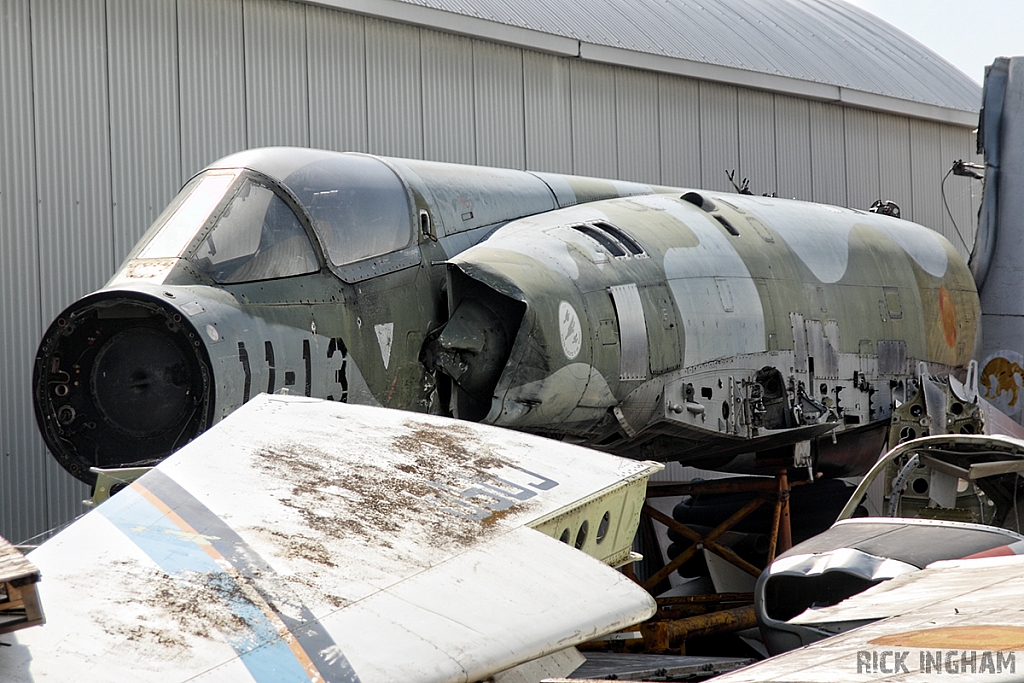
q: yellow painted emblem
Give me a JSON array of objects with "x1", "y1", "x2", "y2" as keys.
[{"x1": 981, "y1": 356, "x2": 1024, "y2": 407}]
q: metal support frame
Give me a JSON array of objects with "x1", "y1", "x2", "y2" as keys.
[
  {"x1": 642, "y1": 470, "x2": 796, "y2": 593},
  {"x1": 612, "y1": 470, "x2": 798, "y2": 653}
]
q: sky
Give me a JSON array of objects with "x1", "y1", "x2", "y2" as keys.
[{"x1": 845, "y1": 0, "x2": 1024, "y2": 85}]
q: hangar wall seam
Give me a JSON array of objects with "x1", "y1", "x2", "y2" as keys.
[{"x1": 0, "y1": 0, "x2": 981, "y2": 543}]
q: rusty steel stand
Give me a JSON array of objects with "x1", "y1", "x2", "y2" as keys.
[{"x1": 622, "y1": 469, "x2": 800, "y2": 653}]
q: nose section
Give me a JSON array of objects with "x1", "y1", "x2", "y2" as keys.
[{"x1": 34, "y1": 291, "x2": 213, "y2": 484}]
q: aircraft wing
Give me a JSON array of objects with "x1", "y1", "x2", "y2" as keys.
[
  {"x1": 714, "y1": 554, "x2": 1024, "y2": 682},
  {"x1": 1, "y1": 395, "x2": 659, "y2": 682}
]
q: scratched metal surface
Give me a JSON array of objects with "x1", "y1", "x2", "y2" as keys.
[{"x1": 0, "y1": 395, "x2": 658, "y2": 683}]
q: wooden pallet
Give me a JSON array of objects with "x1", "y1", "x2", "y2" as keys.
[{"x1": 0, "y1": 537, "x2": 43, "y2": 635}]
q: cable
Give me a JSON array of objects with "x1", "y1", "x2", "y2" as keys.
[
  {"x1": 940, "y1": 164, "x2": 972, "y2": 254},
  {"x1": 14, "y1": 513, "x2": 87, "y2": 548}
]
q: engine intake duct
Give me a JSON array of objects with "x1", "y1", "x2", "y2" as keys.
[{"x1": 423, "y1": 269, "x2": 525, "y2": 422}]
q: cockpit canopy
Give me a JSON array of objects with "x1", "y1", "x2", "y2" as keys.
[
  {"x1": 130, "y1": 149, "x2": 414, "y2": 284},
  {"x1": 191, "y1": 175, "x2": 319, "y2": 283}
]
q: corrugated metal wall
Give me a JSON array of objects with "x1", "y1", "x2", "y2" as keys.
[
  {"x1": 0, "y1": 0, "x2": 53, "y2": 545},
  {"x1": 775, "y1": 95, "x2": 814, "y2": 199},
  {"x1": 0, "y1": 0, "x2": 983, "y2": 543},
  {"x1": 571, "y1": 60, "x2": 618, "y2": 179},
  {"x1": 616, "y1": 68, "x2": 660, "y2": 185},
  {"x1": 699, "y1": 82, "x2": 740, "y2": 192},
  {"x1": 524, "y1": 50, "x2": 573, "y2": 173},
  {"x1": 107, "y1": 0, "x2": 182, "y2": 259},
  {"x1": 306, "y1": 5, "x2": 367, "y2": 153},
  {"x1": 658, "y1": 75, "x2": 702, "y2": 188},
  {"x1": 474, "y1": 41, "x2": 525, "y2": 169}
]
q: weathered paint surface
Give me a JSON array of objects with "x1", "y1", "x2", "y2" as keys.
[
  {"x1": 714, "y1": 551, "x2": 1024, "y2": 682},
  {"x1": 436, "y1": 189, "x2": 979, "y2": 473},
  {"x1": 2, "y1": 395, "x2": 658, "y2": 682},
  {"x1": 33, "y1": 148, "x2": 979, "y2": 482}
]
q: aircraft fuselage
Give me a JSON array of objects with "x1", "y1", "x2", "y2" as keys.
[{"x1": 33, "y1": 148, "x2": 979, "y2": 483}]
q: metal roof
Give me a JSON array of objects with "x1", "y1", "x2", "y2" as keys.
[{"x1": 316, "y1": 0, "x2": 981, "y2": 123}]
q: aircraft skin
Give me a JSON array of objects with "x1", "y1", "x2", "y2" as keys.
[
  {"x1": 2, "y1": 395, "x2": 660, "y2": 682},
  {"x1": 33, "y1": 147, "x2": 980, "y2": 484},
  {"x1": 427, "y1": 191, "x2": 981, "y2": 474}
]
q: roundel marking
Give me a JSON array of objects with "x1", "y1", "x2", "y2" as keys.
[
  {"x1": 559, "y1": 301, "x2": 582, "y2": 360},
  {"x1": 938, "y1": 285, "x2": 957, "y2": 348}
]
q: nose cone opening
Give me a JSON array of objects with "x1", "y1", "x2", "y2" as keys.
[
  {"x1": 92, "y1": 326, "x2": 195, "y2": 437},
  {"x1": 34, "y1": 292, "x2": 213, "y2": 484}
]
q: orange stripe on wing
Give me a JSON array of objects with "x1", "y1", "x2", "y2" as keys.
[{"x1": 130, "y1": 480, "x2": 324, "y2": 683}]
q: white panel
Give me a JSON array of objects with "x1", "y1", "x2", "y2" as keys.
[
  {"x1": 244, "y1": 0, "x2": 309, "y2": 148},
  {"x1": 571, "y1": 60, "x2": 617, "y2": 178},
  {"x1": 659, "y1": 74, "x2": 701, "y2": 188},
  {"x1": 699, "y1": 81, "x2": 739, "y2": 192},
  {"x1": 524, "y1": 50, "x2": 572, "y2": 173},
  {"x1": 474, "y1": 40, "x2": 525, "y2": 169},
  {"x1": 307, "y1": 6, "x2": 367, "y2": 153},
  {"x1": 107, "y1": 0, "x2": 181, "y2": 261},
  {"x1": 844, "y1": 108, "x2": 880, "y2": 213},
  {"x1": 738, "y1": 89, "x2": 776, "y2": 196},
  {"x1": 910, "y1": 119, "x2": 944, "y2": 232},
  {"x1": 809, "y1": 101, "x2": 847, "y2": 207},
  {"x1": 610, "y1": 284, "x2": 649, "y2": 381},
  {"x1": 615, "y1": 67, "x2": 660, "y2": 184},
  {"x1": 422, "y1": 29, "x2": 476, "y2": 164},
  {"x1": 877, "y1": 114, "x2": 913, "y2": 219},
  {"x1": 366, "y1": 17, "x2": 423, "y2": 158},
  {"x1": 774, "y1": 95, "x2": 812, "y2": 200},
  {"x1": 177, "y1": 0, "x2": 246, "y2": 177}
]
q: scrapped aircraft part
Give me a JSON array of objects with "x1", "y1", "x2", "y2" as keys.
[
  {"x1": 34, "y1": 291, "x2": 213, "y2": 484},
  {"x1": 566, "y1": 652, "x2": 756, "y2": 680},
  {"x1": 753, "y1": 433, "x2": 1024, "y2": 659},
  {"x1": 976, "y1": 58, "x2": 1024, "y2": 428},
  {"x1": 755, "y1": 516, "x2": 1024, "y2": 655},
  {"x1": 723, "y1": 553, "x2": 1024, "y2": 683},
  {"x1": 34, "y1": 147, "x2": 981, "y2": 478},
  {"x1": 888, "y1": 362, "x2": 1024, "y2": 453},
  {"x1": 0, "y1": 536, "x2": 44, "y2": 635},
  {"x1": 496, "y1": 364, "x2": 617, "y2": 429},
  {"x1": 2, "y1": 396, "x2": 659, "y2": 682},
  {"x1": 442, "y1": 187, "x2": 976, "y2": 470},
  {"x1": 840, "y1": 434, "x2": 1024, "y2": 526},
  {"x1": 88, "y1": 466, "x2": 154, "y2": 506},
  {"x1": 609, "y1": 283, "x2": 649, "y2": 381},
  {"x1": 490, "y1": 647, "x2": 585, "y2": 682}
]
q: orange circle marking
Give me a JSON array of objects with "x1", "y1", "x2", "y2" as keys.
[{"x1": 939, "y1": 285, "x2": 957, "y2": 348}]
